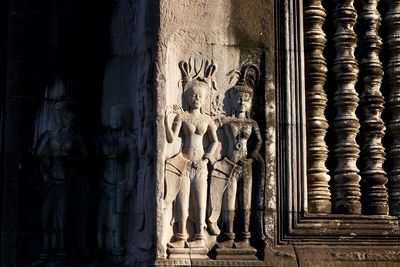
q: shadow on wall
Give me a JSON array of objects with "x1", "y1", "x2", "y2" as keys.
[{"x1": 8, "y1": 0, "x2": 114, "y2": 266}]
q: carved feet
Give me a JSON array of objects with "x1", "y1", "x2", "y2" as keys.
[
  {"x1": 168, "y1": 238, "x2": 206, "y2": 248},
  {"x1": 215, "y1": 239, "x2": 251, "y2": 249},
  {"x1": 30, "y1": 253, "x2": 68, "y2": 267},
  {"x1": 207, "y1": 222, "x2": 221, "y2": 235},
  {"x1": 167, "y1": 239, "x2": 186, "y2": 248},
  {"x1": 188, "y1": 239, "x2": 205, "y2": 248},
  {"x1": 234, "y1": 239, "x2": 251, "y2": 248},
  {"x1": 30, "y1": 258, "x2": 49, "y2": 267},
  {"x1": 215, "y1": 239, "x2": 235, "y2": 248}
]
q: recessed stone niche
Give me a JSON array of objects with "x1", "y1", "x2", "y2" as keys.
[{"x1": 154, "y1": 0, "x2": 274, "y2": 265}]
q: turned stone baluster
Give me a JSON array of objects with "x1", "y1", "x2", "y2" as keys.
[
  {"x1": 384, "y1": 0, "x2": 400, "y2": 216},
  {"x1": 332, "y1": 0, "x2": 362, "y2": 214},
  {"x1": 304, "y1": 0, "x2": 331, "y2": 213},
  {"x1": 356, "y1": 0, "x2": 388, "y2": 215}
]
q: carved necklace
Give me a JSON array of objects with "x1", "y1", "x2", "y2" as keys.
[{"x1": 180, "y1": 112, "x2": 210, "y2": 125}]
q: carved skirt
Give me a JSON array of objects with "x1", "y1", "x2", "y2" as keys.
[
  {"x1": 164, "y1": 153, "x2": 208, "y2": 231},
  {"x1": 208, "y1": 158, "x2": 253, "y2": 224},
  {"x1": 42, "y1": 179, "x2": 71, "y2": 230}
]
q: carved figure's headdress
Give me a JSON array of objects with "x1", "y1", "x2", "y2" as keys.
[
  {"x1": 178, "y1": 58, "x2": 218, "y2": 93},
  {"x1": 231, "y1": 64, "x2": 260, "y2": 97},
  {"x1": 108, "y1": 104, "x2": 133, "y2": 129}
]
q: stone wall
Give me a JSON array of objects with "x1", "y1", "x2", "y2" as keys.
[{"x1": 0, "y1": 0, "x2": 400, "y2": 267}]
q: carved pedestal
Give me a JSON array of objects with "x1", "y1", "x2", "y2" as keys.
[
  {"x1": 166, "y1": 248, "x2": 208, "y2": 260},
  {"x1": 213, "y1": 247, "x2": 258, "y2": 261}
]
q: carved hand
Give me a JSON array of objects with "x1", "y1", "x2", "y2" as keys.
[
  {"x1": 165, "y1": 104, "x2": 183, "y2": 117},
  {"x1": 203, "y1": 153, "x2": 216, "y2": 165},
  {"x1": 172, "y1": 104, "x2": 183, "y2": 115},
  {"x1": 164, "y1": 105, "x2": 177, "y2": 126}
]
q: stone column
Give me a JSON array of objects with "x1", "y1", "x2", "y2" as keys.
[
  {"x1": 304, "y1": 0, "x2": 331, "y2": 214},
  {"x1": 356, "y1": 0, "x2": 388, "y2": 215},
  {"x1": 332, "y1": 0, "x2": 362, "y2": 215},
  {"x1": 384, "y1": 0, "x2": 400, "y2": 216}
]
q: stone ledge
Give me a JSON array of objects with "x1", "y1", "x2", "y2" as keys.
[
  {"x1": 155, "y1": 259, "x2": 265, "y2": 266},
  {"x1": 294, "y1": 245, "x2": 400, "y2": 267}
]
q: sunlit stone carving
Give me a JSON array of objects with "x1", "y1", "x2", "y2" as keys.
[
  {"x1": 164, "y1": 59, "x2": 218, "y2": 254},
  {"x1": 207, "y1": 64, "x2": 263, "y2": 260}
]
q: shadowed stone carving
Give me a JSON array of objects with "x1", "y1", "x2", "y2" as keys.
[
  {"x1": 136, "y1": 117, "x2": 155, "y2": 240},
  {"x1": 32, "y1": 100, "x2": 87, "y2": 266},
  {"x1": 207, "y1": 64, "x2": 263, "y2": 260},
  {"x1": 95, "y1": 105, "x2": 138, "y2": 265},
  {"x1": 164, "y1": 59, "x2": 218, "y2": 253}
]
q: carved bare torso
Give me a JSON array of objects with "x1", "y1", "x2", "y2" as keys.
[
  {"x1": 37, "y1": 128, "x2": 84, "y2": 181},
  {"x1": 223, "y1": 117, "x2": 254, "y2": 163},
  {"x1": 101, "y1": 133, "x2": 132, "y2": 184},
  {"x1": 179, "y1": 112, "x2": 211, "y2": 161}
]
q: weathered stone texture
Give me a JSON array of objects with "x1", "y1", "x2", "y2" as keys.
[{"x1": 1, "y1": 0, "x2": 400, "y2": 266}]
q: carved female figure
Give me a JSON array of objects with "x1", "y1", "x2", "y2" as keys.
[
  {"x1": 208, "y1": 64, "x2": 263, "y2": 248},
  {"x1": 32, "y1": 101, "x2": 87, "y2": 266},
  {"x1": 96, "y1": 105, "x2": 137, "y2": 260},
  {"x1": 164, "y1": 59, "x2": 218, "y2": 249}
]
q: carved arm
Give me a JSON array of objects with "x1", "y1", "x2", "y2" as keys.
[
  {"x1": 34, "y1": 131, "x2": 50, "y2": 156},
  {"x1": 204, "y1": 121, "x2": 218, "y2": 164},
  {"x1": 127, "y1": 140, "x2": 139, "y2": 191},
  {"x1": 165, "y1": 114, "x2": 182, "y2": 143},
  {"x1": 250, "y1": 121, "x2": 262, "y2": 159}
]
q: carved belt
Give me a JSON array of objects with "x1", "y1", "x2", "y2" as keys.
[{"x1": 186, "y1": 160, "x2": 207, "y2": 181}]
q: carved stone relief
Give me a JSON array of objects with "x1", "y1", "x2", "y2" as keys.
[
  {"x1": 163, "y1": 59, "x2": 266, "y2": 262},
  {"x1": 164, "y1": 59, "x2": 219, "y2": 257},
  {"x1": 95, "y1": 105, "x2": 138, "y2": 265},
  {"x1": 31, "y1": 89, "x2": 87, "y2": 266},
  {"x1": 208, "y1": 64, "x2": 264, "y2": 260}
]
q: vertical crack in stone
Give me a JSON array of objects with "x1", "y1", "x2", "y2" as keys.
[
  {"x1": 332, "y1": 0, "x2": 362, "y2": 214},
  {"x1": 304, "y1": 0, "x2": 331, "y2": 214},
  {"x1": 383, "y1": 0, "x2": 400, "y2": 216},
  {"x1": 356, "y1": 0, "x2": 389, "y2": 215}
]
